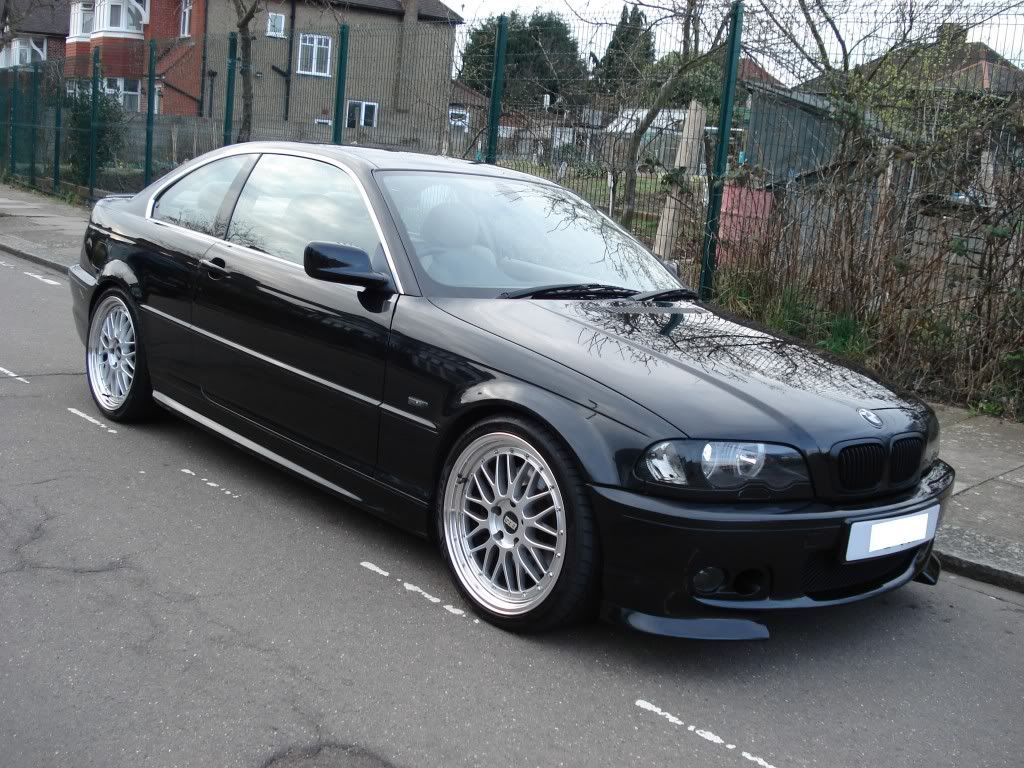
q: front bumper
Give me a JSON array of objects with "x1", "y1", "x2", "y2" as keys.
[
  {"x1": 69, "y1": 263, "x2": 98, "y2": 345},
  {"x1": 591, "y1": 460, "x2": 955, "y2": 639}
]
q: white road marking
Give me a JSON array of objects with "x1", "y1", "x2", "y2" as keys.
[
  {"x1": 403, "y1": 582, "x2": 442, "y2": 603},
  {"x1": 179, "y1": 468, "x2": 240, "y2": 498},
  {"x1": 0, "y1": 365, "x2": 30, "y2": 383},
  {"x1": 635, "y1": 699, "x2": 780, "y2": 768},
  {"x1": 0, "y1": 259, "x2": 12, "y2": 267},
  {"x1": 360, "y1": 561, "x2": 390, "y2": 577},
  {"x1": 23, "y1": 271, "x2": 61, "y2": 286},
  {"x1": 67, "y1": 407, "x2": 117, "y2": 433},
  {"x1": 359, "y1": 560, "x2": 473, "y2": 621}
]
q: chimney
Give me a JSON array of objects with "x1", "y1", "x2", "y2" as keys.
[{"x1": 395, "y1": 0, "x2": 419, "y2": 112}]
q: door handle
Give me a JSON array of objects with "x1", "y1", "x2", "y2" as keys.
[{"x1": 200, "y1": 256, "x2": 227, "y2": 279}]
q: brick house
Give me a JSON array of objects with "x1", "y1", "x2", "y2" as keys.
[
  {"x1": 0, "y1": 0, "x2": 70, "y2": 67},
  {"x1": 61, "y1": 0, "x2": 462, "y2": 151}
]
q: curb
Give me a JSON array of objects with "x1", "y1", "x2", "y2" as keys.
[
  {"x1": 936, "y1": 548, "x2": 1024, "y2": 593},
  {"x1": 0, "y1": 240, "x2": 72, "y2": 275}
]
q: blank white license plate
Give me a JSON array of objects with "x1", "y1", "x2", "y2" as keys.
[{"x1": 845, "y1": 506, "x2": 939, "y2": 562}]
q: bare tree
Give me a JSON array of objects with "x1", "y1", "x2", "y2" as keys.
[
  {"x1": 230, "y1": 0, "x2": 264, "y2": 143},
  {"x1": 723, "y1": 0, "x2": 1024, "y2": 414}
]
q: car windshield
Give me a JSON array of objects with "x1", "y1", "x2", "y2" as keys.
[{"x1": 376, "y1": 171, "x2": 681, "y2": 298}]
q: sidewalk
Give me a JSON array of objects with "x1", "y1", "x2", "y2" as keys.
[{"x1": 1, "y1": 181, "x2": 1022, "y2": 592}]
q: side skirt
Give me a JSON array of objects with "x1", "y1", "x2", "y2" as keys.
[{"x1": 153, "y1": 390, "x2": 362, "y2": 502}]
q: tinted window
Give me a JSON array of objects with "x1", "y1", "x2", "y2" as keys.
[
  {"x1": 226, "y1": 154, "x2": 382, "y2": 266},
  {"x1": 376, "y1": 171, "x2": 678, "y2": 298},
  {"x1": 153, "y1": 155, "x2": 250, "y2": 236}
]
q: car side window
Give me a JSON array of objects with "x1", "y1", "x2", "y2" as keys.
[
  {"x1": 152, "y1": 155, "x2": 251, "y2": 236},
  {"x1": 225, "y1": 154, "x2": 383, "y2": 267}
]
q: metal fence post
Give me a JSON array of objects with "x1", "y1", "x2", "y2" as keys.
[
  {"x1": 52, "y1": 69, "x2": 62, "y2": 193},
  {"x1": 332, "y1": 24, "x2": 350, "y2": 145},
  {"x1": 29, "y1": 62, "x2": 39, "y2": 186},
  {"x1": 9, "y1": 70, "x2": 18, "y2": 176},
  {"x1": 144, "y1": 39, "x2": 156, "y2": 186},
  {"x1": 0, "y1": 86, "x2": 8, "y2": 175},
  {"x1": 223, "y1": 32, "x2": 237, "y2": 147},
  {"x1": 89, "y1": 47, "x2": 100, "y2": 199},
  {"x1": 698, "y1": 0, "x2": 743, "y2": 301},
  {"x1": 484, "y1": 15, "x2": 509, "y2": 165}
]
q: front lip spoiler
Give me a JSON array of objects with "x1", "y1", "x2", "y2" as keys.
[
  {"x1": 601, "y1": 603, "x2": 770, "y2": 640},
  {"x1": 602, "y1": 550, "x2": 943, "y2": 640}
]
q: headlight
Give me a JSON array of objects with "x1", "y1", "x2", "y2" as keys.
[{"x1": 638, "y1": 440, "x2": 811, "y2": 498}]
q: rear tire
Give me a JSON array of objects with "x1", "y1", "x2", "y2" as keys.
[
  {"x1": 436, "y1": 415, "x2": 599, "y2": 632},
  {"x1": 86, "y1": 287, "x2": 154, "y2": 422}
]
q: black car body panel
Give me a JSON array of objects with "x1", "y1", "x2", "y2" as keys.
[{"x1": 69, "y1": 142, "x2": 953, "y2": 639}]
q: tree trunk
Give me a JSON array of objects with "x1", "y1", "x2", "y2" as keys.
[
  {"x1": 236, "y1": 25, "x2": 254, "y2": 143},
  {"x1": 618, "y1": 54, "x2": 712, "y2": 229},
  {"x1": 654, "y1": 99, "x2": 706, "y2": 259}
]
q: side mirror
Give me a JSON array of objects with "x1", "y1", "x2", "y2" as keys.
[{"x1": 303, "y1": 242, "x2": 392, "y2": 291}]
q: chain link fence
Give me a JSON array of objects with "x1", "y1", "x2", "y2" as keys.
[{"x1": 1, "y1": 2, "x2": 1022, "y2": 416}]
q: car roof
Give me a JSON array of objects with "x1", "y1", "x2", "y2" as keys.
[{"x1": 229, "y1": 141, "x2": 548, "y2": 183}]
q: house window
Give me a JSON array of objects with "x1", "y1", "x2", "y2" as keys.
[
  {"x1": 127, "y1": 3, "x2": 143, "y2": 31},
  {"x1": 266, "y1": 13, "x2": 286, "y2": 38},
  {"x1": 297, "y1": 34, "x2": 330, "y2": 76},
  {"x1": 70, "y1": 2, "x2": 95, "y2": 36},
  {"x1": 2, "y1": 37, "x2": 47, "y2": 67},
  {"x1": 346, "y1": 100, "x2": 378, "y2": 129},
  {"x1": 179, "y1": 0, "x2": 192, "y2": 37},
  {"x1": 105, "y1": 77, "x2": 141, "y2": 112},
  {"x1": 73, "y1": 0, "x2": 145, "y2": 35},
  {"x1": 67, "y1": 80, "x2": 90, "y2": 98},
  {"x1": 122, "y1": 78, "x2": 141, "y2": 112},
  {"x1": 448, "y1": 106, "x2": 469, "y2": 132}
]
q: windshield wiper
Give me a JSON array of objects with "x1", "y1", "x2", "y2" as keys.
[
  {"x1": 500, "y1": 283, "x2": 639, "y2": 300},
  {"x1": 630, "y1": 287, "x2": 700, "y2": 303}
]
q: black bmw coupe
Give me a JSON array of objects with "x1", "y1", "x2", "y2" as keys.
[{"x1": 70, "y1": 142, "x2": 954, "y2": 639}]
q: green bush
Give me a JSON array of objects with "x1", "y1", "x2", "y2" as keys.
[
  {"x1": 64, "y1": 87, "x2": 127, "y2": 186},
  {"x1": 818, "y1": 313, "x2": 873, "y2": 363}
]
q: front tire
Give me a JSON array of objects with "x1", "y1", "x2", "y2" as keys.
[
  {"x1": 437, "y1": 415, "x2": 599, "y2": 631},
  {"x1": 86, "y1": 288, "x2": 153, "y2": 422}
]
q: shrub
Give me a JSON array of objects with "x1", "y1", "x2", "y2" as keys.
[{"x1": 64, "y1": 87, "x2": 127, "y2": 186}]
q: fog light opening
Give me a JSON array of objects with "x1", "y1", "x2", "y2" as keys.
[
  {"x1": 733, "y1": 569, "x2": 766, "y2": 598},
  {"x1": 692, "y1": 566, "x2": 726, "y2": 595}
]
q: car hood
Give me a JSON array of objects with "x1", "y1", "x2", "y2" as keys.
[{"x1": 431, "y1": 297, "x2": 930, "y2": 447}]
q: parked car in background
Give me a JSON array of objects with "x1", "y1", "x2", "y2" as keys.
[{"x1": 69, "y1": 143, "x2": 953, "y2": 639}]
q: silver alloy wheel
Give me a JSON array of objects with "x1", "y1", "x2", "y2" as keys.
[
  {"x1": 443, "y1": 432, "x2": 567, "y2": 616},
  {"x1": 87, "y1": 295, "x2": 137, "y2": 412}
]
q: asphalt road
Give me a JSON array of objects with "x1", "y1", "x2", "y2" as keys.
[{"x1": 1, "y1": 252, "x2": 1022, "y2": 768}]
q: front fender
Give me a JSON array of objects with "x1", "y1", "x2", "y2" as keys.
[{"x1": 449, "y1": 378, "x2": 655, "y2": 488}]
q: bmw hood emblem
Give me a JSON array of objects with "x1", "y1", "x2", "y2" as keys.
[{"x1": 858, "y1": 408, "x2": 884, "y2": 428}]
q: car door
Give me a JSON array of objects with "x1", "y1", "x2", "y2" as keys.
[
  {"x1": 140, "y1": 153, "x2": 255, "y2": 393},
  {"x1": 191, "y1": 152, "x2": 396, "y2": 475}
]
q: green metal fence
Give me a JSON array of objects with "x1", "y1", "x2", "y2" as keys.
[{"x1": 1, "y1": 3, "x2": 1023, "y2": 418}]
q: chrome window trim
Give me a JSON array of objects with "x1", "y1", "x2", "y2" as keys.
[
  {"x1": 149, "y1": 217, "x2": 224, "y2": 248},
  {"x1": 141, "y1": 303, "x2": 436, "y2": 430},
  {"x1": 144, "y1": 145, "x2": 405, "y2": 293},
  {"x1": 152, "y1": 390, "x2": 361, "y2": 502}
]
